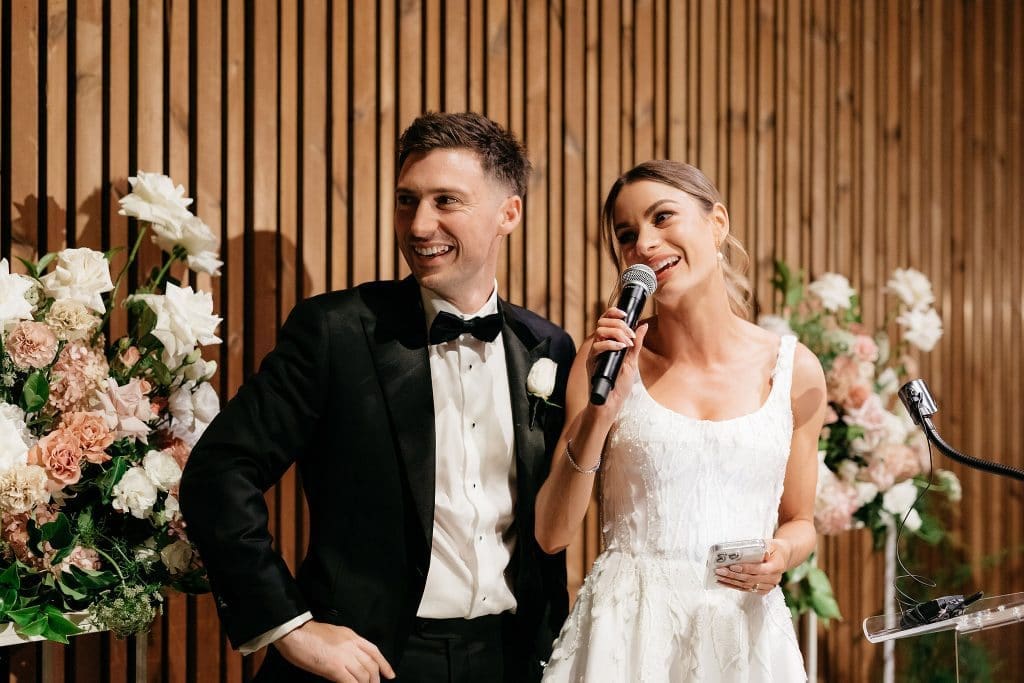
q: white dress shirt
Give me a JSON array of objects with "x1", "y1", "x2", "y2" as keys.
[
  {"x1": 416, "y1": 285, "x2": 518, "y2": 618},
  {"x1": 240, "y1": 284, "x2": 518, "y2": 653}
]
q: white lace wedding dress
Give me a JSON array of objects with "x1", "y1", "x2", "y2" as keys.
[{"x1": 542, "y1": 335, "x2": 806, "y2": 682}]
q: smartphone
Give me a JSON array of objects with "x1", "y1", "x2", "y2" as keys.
[{"x1": 705, "y1": 538, "x2": 767, "y2": 588}]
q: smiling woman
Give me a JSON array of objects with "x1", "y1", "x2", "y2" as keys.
[
  {"x1": 601, "y1": 161, "x2": 753, "y2": 321},
  {"x1": 536, "y1": 160, "x2": 827, "y2": 682}
]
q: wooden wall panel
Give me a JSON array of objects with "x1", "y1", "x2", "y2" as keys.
[{"x1": 2, "y1": 1, "x2": 1022, "y2": 681}]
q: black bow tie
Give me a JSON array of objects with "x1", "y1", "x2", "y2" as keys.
[{"x1": 428, "y1": 310, "x2": 503, "y2": 345}]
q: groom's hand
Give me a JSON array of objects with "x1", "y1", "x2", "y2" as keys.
[{"x1": 275, "y1": 620, "x2": 396, "y2": 683}]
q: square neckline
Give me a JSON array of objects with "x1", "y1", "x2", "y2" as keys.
[{"x1": 635, "y1": 335, "x2": 793, "y2": 425}]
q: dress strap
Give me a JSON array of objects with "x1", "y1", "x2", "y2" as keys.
[{"x1": 769, "y1": 335, "x2": 798, "y2": 403}]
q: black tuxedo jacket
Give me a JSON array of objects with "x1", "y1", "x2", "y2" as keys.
[{"x1": 179, "y1": 277, "x2": 575, "y2": 680}]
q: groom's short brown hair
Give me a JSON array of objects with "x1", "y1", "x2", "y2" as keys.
[{"x1": 397, "y1": 112, "x2": 532, "y2": 197}]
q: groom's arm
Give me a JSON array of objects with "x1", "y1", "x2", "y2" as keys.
[{"x1": 180, "y1": 297, "x2": 331, "y2": 648}]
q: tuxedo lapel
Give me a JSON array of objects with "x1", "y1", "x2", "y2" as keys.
[
  {"x1": 500, "y1": 305, "x2": 550, "y2": 492},
  {"x1": 363, "y1": 279, "x2": 435, "y2": 547}
]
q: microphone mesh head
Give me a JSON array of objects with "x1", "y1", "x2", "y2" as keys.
[{"x1": 621, "y1": 263, "x2": 658, "y2": 295}]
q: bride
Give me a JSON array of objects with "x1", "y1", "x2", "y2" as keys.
[{"x1": 536, "y1": 160, "x2": 827, "y2": 682}]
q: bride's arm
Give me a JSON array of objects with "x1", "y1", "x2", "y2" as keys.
[
  {"x1": 535, "y1": 315, "x2": 648, "y2": 554},
  {"x1": 772, "y1": 342, "x2": 829, "y2": 570}
]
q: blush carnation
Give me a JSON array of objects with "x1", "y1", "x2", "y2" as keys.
[{"x1": 5, "y1": 321, "x2": 58, "y2": 369}]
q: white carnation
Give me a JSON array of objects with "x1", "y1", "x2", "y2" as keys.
[
  {"x1": 855, "y1": 481, "x2": 880, "y2": 506},
  {"x1": 0, "y1": 403, "x2": 35, "y2": 474},
  {"x1": 0, "y1": 258, "x2": 36, "y2": 324},
  {"x1": 142, "y1": 449, "x2": 182, "y2": 492},
  {"x1": 160, "y1": 539, "x2": 194, "y2": 575},
  {"x1": 757, "y1": 314, "x2": 794, "y2": 337},
  {"x1": 887, "y1": 268, "x2": 935, "y2": 311},
  {"x1": 39, "y1": 248, "x2": 114, "y2": 314},
  {"x1": 130, "y1": 284, "x2": 222, "y2": 366},
  {"x1": 0, "y1": 464, "x2": 51, "y2": 514},
  {"x1": 901, "y1": 508, "x2": 922, "y2": 532},
  {"x1": 111, "y1": 466, "x2": 159, "y2": 519},
  {"x1": 896, "y1": 308, "x2": 943, "y2": 352},
  {"x1": 808, "y1": 273, "x2": 856, "y2": 311},
  {"x1": 44, "y1": 300, "x2": 99, "y2": 341},
  {"x1": 118, "y1": 171, "x2": 194, "y2": 232},
  {"x1": 876, "y1": 367, "x2": 899, "y2": 400}
]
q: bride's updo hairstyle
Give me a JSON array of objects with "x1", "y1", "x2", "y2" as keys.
[{"x1": 601, "y1": 160, "x2": 753, "y2": 320}]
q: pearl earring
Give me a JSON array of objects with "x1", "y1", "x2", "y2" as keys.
[{"x1": 717, "y1": 251, "x2": 725, "y2": 261}]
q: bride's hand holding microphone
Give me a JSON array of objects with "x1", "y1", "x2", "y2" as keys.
[{"x1": 585, "y1": 307, "x2": 649, "y2": 420}]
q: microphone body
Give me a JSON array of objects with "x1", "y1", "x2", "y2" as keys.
[{"x1": 590, "y1": 264, "x2": 657, "y2": 405}]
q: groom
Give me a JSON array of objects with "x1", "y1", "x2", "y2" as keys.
[{"x1": 180, "y1": 112, "x2": 574, "y2": 682}]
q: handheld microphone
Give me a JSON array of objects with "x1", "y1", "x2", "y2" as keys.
[{"x1": 590, "y1": 264, "x2": 658, "y2": 405}]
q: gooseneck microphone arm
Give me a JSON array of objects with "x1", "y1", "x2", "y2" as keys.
[{"x1": 898, "y1": 379, "x2": 1024, "y2": 482}]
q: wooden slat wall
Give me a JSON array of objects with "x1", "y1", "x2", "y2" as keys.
[{"x1": 1, "y1": 1, "x2": 1022, "y2": 680}]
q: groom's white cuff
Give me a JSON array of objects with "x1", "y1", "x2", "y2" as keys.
[{"x1": 239, "y1": 611, "x2": 313, "y2": 654}]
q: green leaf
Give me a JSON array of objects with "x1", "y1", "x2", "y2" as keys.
[
  {"x1": 104, "y1": 246, "x2": 125, "y2": 261},
  {"x1": 99, "y1": 458, "x2": 130, "y2": 500},
  {"x1": 42, "y1": 605, "x2": 83, "y2": 638},
  {"x1": 6, "y1": 606, "x2": 42, "y2": 627},
  {"x1": 36, "y1": 514, "x2": 75, "y2": 552},
  {"x1": 20, "y1": 371, "x2": 50, "y2": 413},
  {"x1": 809, "y1": 592, "x2": 843, "y2": 621},
  {"x1": 19, "y1": 615, "x2": 49, "y2": 637},
  {"x1": 806, "y1": 567, "x2": 835, "y2": 594},
  {"x1": 0, "y1": 563, "x2": 21, "y2": 590},
  {"x1": 35, "y1": 253, "x2": 58, "y2": 274},
  {"x1": 65, "y1": 566, "x2": 119, "y2": 591},
  {"x1": 15, "y1": 257, "x2": 38, "y2": 278}
]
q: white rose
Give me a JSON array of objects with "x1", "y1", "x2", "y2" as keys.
[
  {"x1": 887, "y1": 268, "x2": 935, "y2": 311},
  {"x1": 937, "y1": 469, "x2": 962, "y2": 503},
  {"x1": 0, "y1": 258, "x2": 36, "y2": 324},
  {"x1": 901, "y1": 508, "x2": 922, "y2": 532},
  {"x1": 182, "y1": 357, "x2": 217, "y2": 383},
  {"x1": 0, "y1": 403, "x2": 35, "y2": 474},
  {"x1": 118, "y1": 171, "x2": 194, "y2": 232},
  {"x1": 111, "y1": 466, "x2": 159, "y2": 519},
  {"x1": 881, "y1": 479, "x2": 918, "y2": 517},
  {"x1": 854, "y1": 481, "x2": 879, "y2": 506},
  {"x1": 39, "y1": 248, "x2": 114, "y2": 314},
  {"x1": 757, "y1": 314, "x2": 794, "y2": 337},
  {"x1": 131, "y1": 283, "x2": 222, "y2": 366},
  {"x1": 808, "y1": 273, "x2": 856, "y2": 311},
  {"x1": 160, "y1": 539, "x2": 194, "y2": 575},
  {"x1": 896, "y1": 307, "x2": 943, "y2": 352},
  {"x1": 142, "y1": 449, "x2": 182, "y2": 492},
  {"x1": 0, "y1": 464, "x2": 51, "y2": 514},
  {"x1": 526, "y1": 358, "x2": 558, "y2": 401},
  {"x1": 168, "y1": 381, "x2": 220, "y2": 446},
  {"x1": 876, "y1": 367, "x2": 899, "y2": 400},
  {"x1": 163, "y1": 494, "x2": 181, "y2": 521},
  {"x1": 178, "y1": 216, "x2": 223, "y2": 275}
]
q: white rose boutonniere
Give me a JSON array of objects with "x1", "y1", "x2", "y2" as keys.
[
  {"x1": 527, "y1": 358, "x2": 558, "y2": 401},
  {"x1": 526, "y1": 358, "x2": 559, "y2": 429}
]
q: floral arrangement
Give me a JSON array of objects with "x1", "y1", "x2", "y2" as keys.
[
  {"x1": 0, "y1": 172, "x2": 221, "y2": 642},
  {"x1": 760, "y1": 262, "x2": 960, "y2": 620}
]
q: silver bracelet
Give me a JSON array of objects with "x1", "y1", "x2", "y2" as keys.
[{"x1": 565, "y1": 438, "x2": 600, "y2": 474}]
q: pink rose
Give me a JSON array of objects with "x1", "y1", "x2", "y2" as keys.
[
  {"x1": 97, "y1": 377, "x2": 156, "y2": 443},
  {"x1": 851, "y1": 335, "x2": 879, "y2": 363},
  {"x1": 50, "y1": 545, "x2": 102, "y2": 575},
  {"x1": 60, "y1": 412, "x2": 114, "y2": 464},
  {"x1": 27, "y1": 430, "x2": 83, "y2": 488},
  {"x1": 118, "y1": 345, "x2": 141, "y2": 368},
  {"x1": 845, "y1": 383, "x2": 873, "y2": 410},
  {"x1": 5, "y1": 321, "x2": 58, "y2": 369},
  {"x1": 815, "y1": 473, "x2": 860, "y2": 535},
  {"x1": 48, "y1": 341, "x2": 109, "y2": 412}
]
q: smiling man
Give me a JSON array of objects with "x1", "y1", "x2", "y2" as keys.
[{"x1": 180, "y1": 112, "x2": 575, "y2": 683}]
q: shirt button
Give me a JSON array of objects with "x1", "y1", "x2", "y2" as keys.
[{"x1": 471, "y1": 422, "x2": 476, "y2": 428}]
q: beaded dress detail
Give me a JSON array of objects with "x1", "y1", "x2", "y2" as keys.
[{"x1": 542, "y1": 335, "x2": 805, "y2": 682}]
